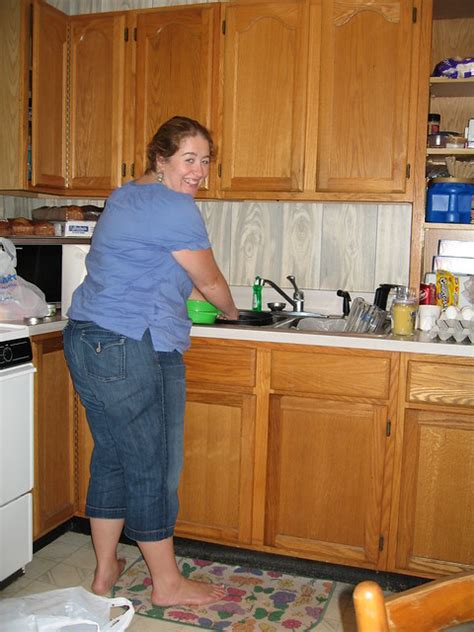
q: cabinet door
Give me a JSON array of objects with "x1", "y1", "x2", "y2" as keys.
[
  {"x1": 265, "y1": 395, "x2": 388, "y2": 568},
  {"x1": 176, "y1": 389, "x2": 255, "y2": 545},
  {"x1": 221, "y1": 1, "x2": 309, "y2": 193},
  {"x1": 313, "y1": 0, "x2": 417, "y2": 195},
  {"x1": 69, "y1": 13, "x2": 126, "y2": 192},
  {"x1": 32, "y1": 333, "x2": 75, "y2": 540},
  {"x1": 0, "y1": 0, "x2": 29, "y2": 190},
  {"x1": 31, "y1": 0, "x2": 68, "y2": 189},
  {"x1": 134, "y1": 5, "x2": 220, "y2": 195},
  {"x1": 389, "y1": 409, "x2": 474, "y2": 576}
]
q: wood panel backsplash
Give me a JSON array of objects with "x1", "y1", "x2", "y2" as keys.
[{"x1": 0, "y1": 196, "x2": 410, "y2": 293}]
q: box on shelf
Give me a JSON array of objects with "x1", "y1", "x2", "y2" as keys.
[
  {"x1": 54, "y1": 221, "x2": 96, "y2": 237},
  {"x1": 433, "y1": 256, "x2": 474, "y2": 275},
  {"x1": 425, "y1": 272, "x2": 473, "y2": 308},
  {"x1": 438, "y1": 240, "x2": 474, "y2": 257}
]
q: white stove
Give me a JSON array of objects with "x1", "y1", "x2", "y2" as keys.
[{"x1": 0, "y1": 323, "x2": 35, "y2": 583}]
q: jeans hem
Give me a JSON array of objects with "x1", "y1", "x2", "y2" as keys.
[
  {"x1": 86, "y1": 505, "x2": 126, "y2": 520},
  {"x1": 124, "y1": 525, "x2": 175, "y2": 542}
]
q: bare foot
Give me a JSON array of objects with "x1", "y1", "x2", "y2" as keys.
[
  {"x1": 151, "y1": 577, "x2": 227, "y2": 607},
  {"x1": 91, "y1": 557, "x2": 126, "y2": 595}
]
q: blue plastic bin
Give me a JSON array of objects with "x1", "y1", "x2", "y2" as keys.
[{"x1": 426, "y1": 179, "x2": 474, "y2": 223}]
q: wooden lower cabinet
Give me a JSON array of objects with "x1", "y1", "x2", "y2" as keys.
[
  {"x1": 32, "y1": 332, "x2": 75, "y2": 539},
  {"x1": 387, "y1": 354, "x2": 474, "y2": 578},
  {"x1": 70, "y1": 338, "x2": 474, "y2": 577},
  {"x1": 261, "y1": 346, "x2": 398, "y2": 570},
  {"x1": 176, "y1": 388, "x2": 256, "y2": 545}
]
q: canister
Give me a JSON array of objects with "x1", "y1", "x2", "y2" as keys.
[
  {"x1": 391, "y1": 287, "x2": 417, "y2": 336},
  {"x1": 426, "y1": 178, "x2": 474, "y2": 223}
]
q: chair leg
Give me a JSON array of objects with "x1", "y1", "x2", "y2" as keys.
[{"x1": 353, "y1": 580, "x2": 390, "y2": 632}]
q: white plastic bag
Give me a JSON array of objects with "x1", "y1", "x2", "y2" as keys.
[
  {"x1": 0, "y1": 586, "x2": 134, "y2": 631},
  {"x1": 0, "y1": 237, "x2": 49, "y2": 320}
]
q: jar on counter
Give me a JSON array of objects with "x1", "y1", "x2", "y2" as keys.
[{"x1": 391, "y1": 287, "x2": 418, "y2": 336}]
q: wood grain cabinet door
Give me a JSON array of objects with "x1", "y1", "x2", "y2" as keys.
[
  {"x1": 389, "y1": 408, "x2": 474, "y2": 576},
  {"x1": 221, "y1": 0, "x2": 309, "y2": 194},
  {"x1": 176, "y1": 389, "x2": 256, "y2": 546},
  {"x1": 265, "y1": 395, "x2": 389, "y2": 569},
  {"x1": 313, "y1": 0, "x2": 418, "y2": 196},
  {"x1": 68, "y1": 13, "x2": 126, "y2": 192},
  {"x1": 32, "y1": 333, "x2": 75, "y2": 540},
  {"x1": 134, "y1": 5, "x2": 220, "y2": 195},
  {"x1": 31, "y1": 0, "x2": 68, "y2": 189}
]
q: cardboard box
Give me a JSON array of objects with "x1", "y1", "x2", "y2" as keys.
[
  {"x1": 433, "y1": 256, "x2": 474, "y2": 275},
  {"x1": 438, "y1": 240, "x2": 474, "y2": 257},
  {"x1": 54, "y1": 221, "x2": 96, "y2": 237}
]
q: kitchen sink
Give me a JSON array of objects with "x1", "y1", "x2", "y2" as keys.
[{"x1": 270, "y1": 315, "x2": 347, "y2": 332}]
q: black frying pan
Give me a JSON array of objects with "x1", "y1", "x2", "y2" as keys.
[{"x1": 214, "y1": 309, "x2": 274, "y2": 327}]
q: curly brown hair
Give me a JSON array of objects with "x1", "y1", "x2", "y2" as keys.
[{"x1": 145, "y1": 116, "x2": 216, "y2": 174}]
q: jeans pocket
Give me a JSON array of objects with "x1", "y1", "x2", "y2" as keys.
[{"x1": 80, "y1": 327, "x2": 126, "y2": 382}]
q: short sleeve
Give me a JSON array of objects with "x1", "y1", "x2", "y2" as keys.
[{"x1": 150, "y1": 192, "x2": 211, "y2": 252}]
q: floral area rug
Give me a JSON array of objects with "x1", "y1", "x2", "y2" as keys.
[{"x1": 112, "y1": 555, "x2": 335, "y2": 630}]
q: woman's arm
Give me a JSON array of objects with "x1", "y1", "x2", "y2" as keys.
[{"x1": 172, "y1": 248, "x2": 239, "y2": 320}]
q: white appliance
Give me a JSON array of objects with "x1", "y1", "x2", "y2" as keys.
[
  {"x1": 0, "y1": 323, "x2": 35, "y2": 583},
  {"x1": 61, "y1": 244, "x2": 90, "y2": 316}
]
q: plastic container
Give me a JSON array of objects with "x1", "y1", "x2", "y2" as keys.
[
  {"x1": 186, "y1": 300, "x2": 220, "y2": 324},
  {"x1": 426, "y1": 178, "x2": 474, "y2": 223}
]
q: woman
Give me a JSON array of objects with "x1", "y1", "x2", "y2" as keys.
[{"x1": 63, "y1": 116, "x2": 239, "y2": 607}]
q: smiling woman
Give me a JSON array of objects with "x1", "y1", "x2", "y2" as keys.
[{"x1": 63, "y1": 115, "x2": 238, "y2": 610}]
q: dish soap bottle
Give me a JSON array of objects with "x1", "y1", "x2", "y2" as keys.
[{"x1": 252, "y1": 276, "x2": 263, "y2": 311}]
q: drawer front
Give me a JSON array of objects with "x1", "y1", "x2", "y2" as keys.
[
  {"x1": 185, "y1": 341, "x2": 256, "y2": 388},
  {"x1": 407, "y1": 360, "x2": 474, "y2": 408},
  {"x1": 271, "y1": 349, "x2": 391, "y2": 400}
]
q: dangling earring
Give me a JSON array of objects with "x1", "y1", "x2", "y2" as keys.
[{"x1": 155, "y1": 170, "x2": 164, "y2": 183}]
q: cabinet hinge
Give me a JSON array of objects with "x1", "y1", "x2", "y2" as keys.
[
  {"x1": 379, "y1": 535, "x2": 385, "y2": 551},
  {"x1": 222, "y1": 20, "x2": 226, "y2": 35},
  {"x1": 406, "y1": 163, "x2": 411, "y2": 179},
  {"x1": 386, "y1": 419, "x2": 391, "y2": 437},
  {"x1": 124, "y1": 27, "x2": 129, "y2": 42},
  {"x1": 131, "y1": 163, "x2": 135, "y2": 178},
  {"x1": 134, "y1": 27, "x2": 137, "y2": 41},
  {"x1": 218, "y1": 163, "x2": 222, "y2": 178},
  {"x1": 412, "y1": 7, "x2": 417, "y2": 23},
  {"x1": 122, "y1": 163, "x2": 127, "y2": 178}
]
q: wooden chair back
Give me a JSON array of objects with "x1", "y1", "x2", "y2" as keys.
[{"x1": 353, "y1": 572, "x2": 474, "y2": 632}]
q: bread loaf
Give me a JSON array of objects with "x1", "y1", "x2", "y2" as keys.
[
  {"x1": 0, "y1": 220, "x2": 12, "y2": 236},
  {"x1": 10, "y1": 217, "x2": 34, "y2": 234},
  {"x1": 33, "y1": 221, "x2": 55, "y2": 236}
]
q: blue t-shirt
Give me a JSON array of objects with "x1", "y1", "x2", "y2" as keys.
[{"x1": 69, "y1": 181, "x2": 211, "y2": 352}]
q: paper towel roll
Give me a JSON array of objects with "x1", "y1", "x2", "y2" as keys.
[{"x1": 61, "y1": 244, "x2": 90, "y2": 316}]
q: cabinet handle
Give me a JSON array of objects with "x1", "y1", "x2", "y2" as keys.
[{"x1": 122, "y1": 163, "x2": 127, "y2": 178}]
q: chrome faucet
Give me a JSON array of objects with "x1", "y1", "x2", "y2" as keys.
[{"x1": 262, "y1": 275, "x2": 305, "y2": 312}]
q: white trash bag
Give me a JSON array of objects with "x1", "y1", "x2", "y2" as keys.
[
  {"x1": 0, "y1": 237, "x2": 49, "y2": 320},
  {"x1": 0, "y1": 586, "x2": 134, "y2": 632}
]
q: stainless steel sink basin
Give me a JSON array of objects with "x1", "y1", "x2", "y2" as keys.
[{"x1": 270, "y1": 316, "x2": 347, "y2": 332}]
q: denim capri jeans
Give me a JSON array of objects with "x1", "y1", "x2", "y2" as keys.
[{"x1": 63, "y1": 319, "x2": 186, "y2": 542}]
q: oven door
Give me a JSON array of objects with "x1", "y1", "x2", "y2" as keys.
[{"x1": 0, "y1": 363, "x2": 35, "y2": 582}]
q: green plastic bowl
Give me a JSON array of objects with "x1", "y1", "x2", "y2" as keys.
[{"x1": 186, "y1": 300, "x2": 219, "y2": 324}]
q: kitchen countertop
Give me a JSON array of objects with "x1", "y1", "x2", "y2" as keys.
[{"x1": 19, "y1": 313, "x2": 474, "y2": 358}]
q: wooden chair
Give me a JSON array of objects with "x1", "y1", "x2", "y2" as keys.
[{"x1": 353, "y1": 572, "x2": 474, "y2": 632}]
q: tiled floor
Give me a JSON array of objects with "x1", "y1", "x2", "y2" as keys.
[{"x1": 0, "y1": 532, "x2": 359, "y2": 631}]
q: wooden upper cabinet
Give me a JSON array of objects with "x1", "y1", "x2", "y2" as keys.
[
  {"x1": 0, "y1": 0, "x2": 29, "y2": 190},
  {"x1": 68, "y1": 13, "x2": 126, "y2": 192},
  {"x1": 221, "y1": 1, "x2": 309, "y2": 194},
  {"x1": 312, "y1": 0, "x2": 418, "y2": 196},
  {"x1": 134, "y1": 5, "x2": 220, "y2": 195},
  {"x1": 31, "y1": 1, "x2": 68, "y2": 189}
]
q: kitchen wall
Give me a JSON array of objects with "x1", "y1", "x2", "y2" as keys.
[
  {"x1": 1, "y1": 0, "x2": 412, "y2": 303},
  {"x1": 0, "y1": 195, "x2": 411, "y2": 295}
]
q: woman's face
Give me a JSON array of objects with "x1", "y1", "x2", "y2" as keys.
[{"x1": 157, "y1": 134, "x2": 210, "y2": 197}]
